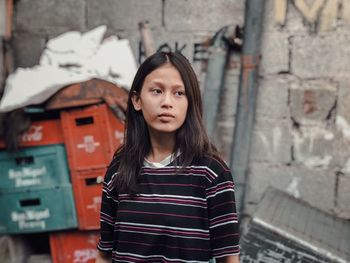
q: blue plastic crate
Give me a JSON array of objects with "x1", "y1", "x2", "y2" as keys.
[
  {"x1": 0, "y1": 185, "x2": 77, "y2": 234},
  {"x1": 0, "y1": 144, "x2": 71, "y2": 193}
]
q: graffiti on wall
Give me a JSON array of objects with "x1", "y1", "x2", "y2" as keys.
[
  {"x1": 275, "y1": 0, "x2": 350, "y2": 31},
  {"x1": 138, "y1": 42, "x2": 209, "y2": 64}
]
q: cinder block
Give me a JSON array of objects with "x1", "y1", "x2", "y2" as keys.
[
  {"x1": 246, "y1": 163, "x2": 336, "y2": 215},
  {"x1": 255, "y1": 77, "x2": 289, "y2": 119},
  {"x1": 245, "y1": 163, "x2": 295, "y2": 205},
  {"x1": 289, "y1": 80, "x2": 337, "y2": 125},
  {"x1": 260, "y1": 32, "x2": 290, "y2": 75},
  {"x1": 291, "y1": 34, "x2": 350, "y2": 78},
  {"x1": 292, "y1": 125, "x2": 337, "y2": 169},
  {"x1": 12, "y1": 33, "x2": 46, "y2": 68},
  {"x1": 87, "y1": 0, "x2": 162, "y2": 31},
  {"x1": 292, "y1": 166, "x2": 336, "y2": 213},
  {"x1": 336, "y1": 175, "x2": 350, "y2": 219},
  {"x1": 164, "y1": 0, "x2": 245, "y2": 31},
  {"x1": 250, "y1": 118, "x2": 292, "y2": 164},
  {"x1": 15, "y1": 0, "x2": 85, "y2": 32}
]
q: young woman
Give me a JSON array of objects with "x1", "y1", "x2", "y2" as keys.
[{"x1": 96, "y1": 51, "x2": 240, "y2": 263}]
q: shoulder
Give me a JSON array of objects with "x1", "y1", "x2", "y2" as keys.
[
  {"x1": 194, "y1": 154, "x2": 230, "y2": 172},
  {"x1": 192, "y1": 154, "x2": 231, "y2": 183},
  {"x1": 104, "y1": 155, "x2": 120, "y2": 183}
]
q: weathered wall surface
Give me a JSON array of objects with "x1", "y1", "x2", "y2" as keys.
[
  {"x1": 246, "y1": 0, "x2": 350, "y2": 219},
  {"x1": 11, "y1": 0, "x2": 350, "y2": 219}
]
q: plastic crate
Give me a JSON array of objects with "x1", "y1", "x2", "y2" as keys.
[
  {"x1": 0, "y1": 186, "x2": 77, "y2": 234},
  {"x1": 61, "y1": 104, "x2": 124, "y2": 171},
  {"x1": 0, "y1": 119, "x2": 63, "y2": 148},
  {"x1": 0, "y1": 144, "x2": 71, "y2": 193},
  {"x1": 71, "y1": 169, "x2": 106, "y2": 230},
  {"x1": 50, "y1": 230, "x2": 100, "y2": 263}
]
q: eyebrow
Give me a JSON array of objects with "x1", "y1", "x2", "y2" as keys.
[{"x1": 150, "y1": 80, "x2": 185, "y2": 89}]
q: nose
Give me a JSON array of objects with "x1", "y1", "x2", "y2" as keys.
[{"x1": 161, "y1": 92, "x2": 173, "y2": 108}]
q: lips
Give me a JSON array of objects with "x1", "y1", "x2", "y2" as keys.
[{"x1": 158, "y1": 113, "x2": 175, "y2": 118}]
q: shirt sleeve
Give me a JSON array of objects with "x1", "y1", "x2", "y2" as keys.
[
  {"x1": 97, "y1": 160, "x2": 119, "y2": 253},
  {"x1": 206, "y1": 168, "x2": 240, "y2": 259}
]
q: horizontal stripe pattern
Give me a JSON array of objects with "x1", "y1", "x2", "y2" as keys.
[{"x1": 97, "y1": 156, "x2": 240, "y2": 262}]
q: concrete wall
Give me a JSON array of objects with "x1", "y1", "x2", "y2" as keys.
[
  {"x1": 10, "y1": 0, "x2": 350, "y2": 219},
  {"x1": 245, "y1": 0, "x2": 350, "y2": 219}
]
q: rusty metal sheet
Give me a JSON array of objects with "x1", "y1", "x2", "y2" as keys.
[{"x1": 45, "y1": 78, "x2": 128, "y2": 112}]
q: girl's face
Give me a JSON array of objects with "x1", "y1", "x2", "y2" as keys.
[{"x1": 131, "y1": 63, "x2": 189, "y2": 137}]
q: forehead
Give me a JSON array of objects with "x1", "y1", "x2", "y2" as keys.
[{"x1": 143, "y1": 64, "x2": 184, "y2": 86}]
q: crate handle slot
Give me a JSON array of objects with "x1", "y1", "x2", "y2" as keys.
[
  {"x1": 15, "y1": 156, "x2": 34, "y2": 165},
  {"x1": 85, "y1": 176, "x2": 104, "y2": 186},
  {"x1": 20, "y1": 198, "x2": 41, "y2": 207},
  {"x1": 75, "y1": 116, "x2": 94, "y2": 126}
]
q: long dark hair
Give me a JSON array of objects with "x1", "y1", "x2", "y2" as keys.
[{"x1": 112, "y1": 51, "x2": 218, "y2": 193}]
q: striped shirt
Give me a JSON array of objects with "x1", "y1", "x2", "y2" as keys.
[{"x1": 97, "y1": 155, "x2": 240, "y2": 262}]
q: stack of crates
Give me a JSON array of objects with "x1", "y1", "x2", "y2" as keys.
[
  {"x1": 50, "y1": 231, "x2": 100, "y2": 263},
  {"x1": 49, "y1": 103, "x2": 124, "y2": 262},
  {"x1": 0, "y1": 119, "x2": 77, "y2": 234}
]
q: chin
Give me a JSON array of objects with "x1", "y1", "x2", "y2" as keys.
[{"x1": 151, "y1": 125, "x2": 181, "y2": 134}]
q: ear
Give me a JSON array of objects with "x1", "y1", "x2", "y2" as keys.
[{"x1": 131, "y1": 91, "x2": 142, "y2": 111}]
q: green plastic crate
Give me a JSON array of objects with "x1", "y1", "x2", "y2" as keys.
[
  {"x1": 0, "y1": 185, "x2": 78, "y2": 234},
  {"x1": 0, "y1": 144, "x2": 71, "y2": 193}
]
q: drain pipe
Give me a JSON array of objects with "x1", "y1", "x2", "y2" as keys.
[
  {"x1": 203, "y1": 26, "x2": 229, "y2": 138},
  {"x1": 230, "y1": 0, "x2": 265, "y2": 216}
]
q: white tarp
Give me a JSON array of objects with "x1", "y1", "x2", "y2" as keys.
[{"x1": 0, "y1": 25, "x2": 137, "y2": 112}]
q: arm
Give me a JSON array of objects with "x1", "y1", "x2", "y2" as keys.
[
  {"x1": 206, "y1": 164, "x2": 240, "y2": 261},
  {"x1": 216, "y1": 255, "x2": 240, "y2": 263},
  {"x1": 96, "y1": 161, "x2": 119, "y2": 259},
  {"x1": 95, "y1": 251, "x2": 112, "y2": 263}
]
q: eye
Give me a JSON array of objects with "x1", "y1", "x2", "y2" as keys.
[
  {"x1": 174, "y1": 90, "x2": 186, "y2": 97},
  {"x1": 151, "y1": 88, "x2": 162, "y2": 94}
]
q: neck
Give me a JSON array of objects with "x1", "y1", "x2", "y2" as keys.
[{"x1": 147, "y1": 130, "x2": 175, "y2": 163}]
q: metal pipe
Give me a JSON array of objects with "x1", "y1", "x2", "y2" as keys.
[
  {"x1": 202, "y1": 26, "x2": 229, "y2": 139},
  {"x1": 230, "y1": 0, "x2": 265, "y2": 215}
]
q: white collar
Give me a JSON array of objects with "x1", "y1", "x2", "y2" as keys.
[{"x1": 144, "y1": 151, "x2": 180, "y2": 168}]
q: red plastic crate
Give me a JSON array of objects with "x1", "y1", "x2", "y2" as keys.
[
  {"x1": 71, "y1": 168, "x2": 106, "y2": 230},
  {"x1": 0, "y1": 119, "x2": 64, "y2": 148},
  {"x1": 50, "y1": 230, "x2": 100, "y2": 263},
  {"x1": 61, "y1": 104, "x2": 124, "y2": 171}
]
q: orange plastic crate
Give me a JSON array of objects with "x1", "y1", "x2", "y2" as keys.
[
  {"x1": 50, "y1": 230, "x2": 100, "y2": 263},
  {"x1": 71, "y1": 168, "x2": 106, "y2": 230},
  {"x1": 0, "y1": 119, "x2": 64, "y2": 148},
  {"x1": 61, "y1": 104, "x2": 124, "y2": 171}
]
